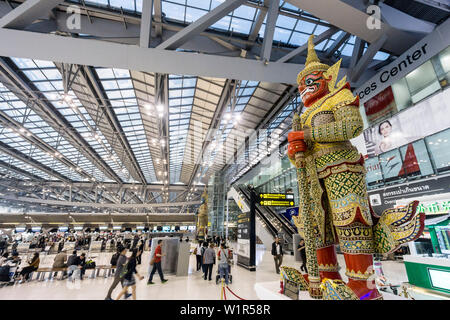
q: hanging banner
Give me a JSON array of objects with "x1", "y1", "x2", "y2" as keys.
[{"x1": 363, "y1": 86, "x2": 397, "y2": 126}]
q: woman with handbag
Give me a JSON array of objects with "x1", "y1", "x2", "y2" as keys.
[
  {"x1": 115, "y1": 248, "x2": 144, "y2": 300},
  {"x1": 19, "y1": 252, "x2": 40, "y2": 283}
]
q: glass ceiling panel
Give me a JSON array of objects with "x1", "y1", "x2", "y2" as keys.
[
  {"x1": 169, "y1": 75, "x2": 197, "y2": 184},
  {"x1": 10, "y1": 57, "x2": 128, "y2": 183},
  {"x1": 0, "y1": 83, "x2": 87, "y2": 181},
  {"x1": 96, "y1": 68, "x2": 157, "y2": 183},
  {"x1": 204, "y1": 80, "x2": 258, "y2": 172}
]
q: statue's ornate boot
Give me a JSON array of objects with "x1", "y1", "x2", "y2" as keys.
[
  {"x1": 343, "y1": 253, "x2": 383, "y2": 300},
  {"x1": 317, "y1": 245, "x2": 342, "y2": 281}
]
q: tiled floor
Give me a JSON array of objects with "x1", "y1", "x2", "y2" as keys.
[{"x1": 0, "y1": 247, "x2": 411, "y2": 300}]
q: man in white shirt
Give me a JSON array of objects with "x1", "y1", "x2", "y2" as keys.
[{"x1": 271, "y1": 237, "x2": 283, "y2": 274}]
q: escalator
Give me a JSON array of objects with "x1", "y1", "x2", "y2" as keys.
[{"x1": 230, "y1": 185, "x2": 296, "y2": 253}]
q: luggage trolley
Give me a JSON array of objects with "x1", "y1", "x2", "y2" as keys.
[{"x1": 215, "y1": 248, "x2": 234, "y2": 285}]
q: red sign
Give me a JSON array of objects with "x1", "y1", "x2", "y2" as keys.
[{"x1": 364, "y1": 86, "x2": 397, "y2": 125}]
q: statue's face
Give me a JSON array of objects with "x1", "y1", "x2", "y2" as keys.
[{"x1": 298, "y1": 71, "x2": 330, "y2": 107}]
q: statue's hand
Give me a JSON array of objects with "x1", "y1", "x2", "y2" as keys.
[{"x1": 287, "y1": 131, "x2": 307, "y2": 158}]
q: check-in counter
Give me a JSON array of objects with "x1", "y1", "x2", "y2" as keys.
[{"x1": 403, "y1": 255, "x2": 450, "y2": 296}]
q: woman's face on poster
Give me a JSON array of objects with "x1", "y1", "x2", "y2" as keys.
[{"x1": 379, "y1": 122, "x2": 392, "y2": 138}]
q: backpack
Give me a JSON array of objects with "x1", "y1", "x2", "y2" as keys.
[
  {"x1": 0, "y1": 265, "x2": 11, "y2": 282},
  {"x1": 110, "y1": 253, "x2": 119, "y2": 266},
  {"x1": 85, "y1": 260, "x2": 96, "y2": 269}
]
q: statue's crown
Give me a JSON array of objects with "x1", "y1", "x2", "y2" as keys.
[{"x1": 296, "y1": 35, "x2": 330, "y2": 84}]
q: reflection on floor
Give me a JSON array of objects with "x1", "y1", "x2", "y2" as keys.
[{"x1": 0, "y1": 246, "x2": 410, "y2": 300}]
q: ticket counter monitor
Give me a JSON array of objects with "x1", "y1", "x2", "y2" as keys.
[{"x1": 63, "y1": 241, "x2": 76, "y2": 252}]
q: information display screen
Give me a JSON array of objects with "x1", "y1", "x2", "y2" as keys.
[
  {"x1": 74, "y1": 226, "x2": 83, "y2": 231},
  {"x1": 428, "y1": 269, "x2": 450, "y2": 291},
  {"x1": 188, "y1": 226, "x2": 196, "y2": 231},
  {"x1": 162, "y1": 226, "x2": 170, "y2": 232},
  {"x1": 58, "y1": 227, "x2": 68, "y2": 232},
  {"x1": 113, "y1": 226, "x2": 121, "y2": 230},
  {"x1": 258, "y1": 193, "x2": 295, "y2": 207},
  {"x1": 180, "y1": 226, "x2": 188, "y2": 231},
  {"x1": 15, "y1": 227, "x2": 26, "y2": 233},
  {"x1": 31, "y1": 227, "x2": 41, "y2": 232}
]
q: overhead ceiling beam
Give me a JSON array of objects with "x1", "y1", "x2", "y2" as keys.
[
  {"x1": 157, "y1": 0, "x2": 247, "y2": 50},
  {"x1": 412, "y1": 0, "x2": 449, "y2": 12},
  {"x1": 0, "y1": 28, "x2": 306, "y2": 84},
  {"x1": 277, "y1": 27, "x2": 338, "y2": 63},
  {"x1": 153, "y1": 0, "x2": 163, "y2": 37},
  {"x1": 248, "y1": 1, "x2": 268, "y2": 42},
  {"x1": 140, "y1": 0, "x2": 154, "y2": 48},
  {"x1": 325, "y1": 32, "x2": 351, "y2": 58},
  {"x1": 379, "y1": 2, "x2": 436, "y2": 34},
  {"x1": 5, "y1": 180, "x2": 191, "y2": 192},
  {"x1": 349, "y1": 37, "x2": 365, "y2": 69},
  {"x1": 350, "y1": 33, "x2": 388, "y2": 83},
  {"x1": 0, "y1": 194, "x2": 201, "y2": 208},
  {"x1": 261, "y1": 0, "x2": 279, "y2": 62},
  {"x1": 0, "y1": 0, "x2": 62, "y2": 29},
  {"x1": 284, "y1": 0, "x2": 422, "y2": 55}
]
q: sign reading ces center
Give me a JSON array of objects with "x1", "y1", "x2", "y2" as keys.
[
  {"x1": 258, "y1": 193, "x2": 295, "y2": 207},
  {"x1": 355, "y1": 18, "x2": 449, "y2": 104}
]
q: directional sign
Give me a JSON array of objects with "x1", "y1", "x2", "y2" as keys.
[{"x1": 258, "y1": 193, "x2": 295, "y2": 207}]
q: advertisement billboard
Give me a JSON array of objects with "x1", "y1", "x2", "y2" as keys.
[{"x1": 364, "y1": 88, "x2": 450, "y2": 157}]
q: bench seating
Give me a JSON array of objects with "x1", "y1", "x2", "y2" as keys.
[{"x1": 34, "y1": 265, "x2": 116, "y2": 281}]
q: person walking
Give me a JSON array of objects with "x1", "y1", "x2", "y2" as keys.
[
  {"x1": 105, "y1": 247, "x2": 131, "y2": 300},
  {"x1": 19, "y1": 252, "x2": 40, "y2": 282},
  {"x1": 0, "y1": 237, "x2": 6, "y2": 255},
  {"x1": 147, "y1": 240, "x2": 168, "y2": 284},
  {"x1": 297, "y1": 239, "x2": 307, "y2": 273},
  {"x1": 200, "y1": 241, "x2": 208, "y2": 276},
  {"x1": 137, "y1": 240, "x2": 144, "y2": 265},
  {"x1": 195, "y1": 241, "x2": 203, "y2": 271},
  {"x1": 271, "y1": 237, "x2": 283, "y2": 274},
  {"x1": 202, "y1": 243, "x2": 215, "y2": 281},
  {"x1": 115, "y1": 249, "x2": 144, "y2": 300},
  {"x1": 217, "y1": 243, "x2": 231, "y2": 286}
]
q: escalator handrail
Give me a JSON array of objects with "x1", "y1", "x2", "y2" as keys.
[
  {"x1": 237, "y1": 186, "x2": 293, "y2": 240},
  {"x1": 230, "y1": 186, "x2": 278, "y2": 238},
  {"x1": 238, "y1": 186, "x2": 296, "y2": 237}
]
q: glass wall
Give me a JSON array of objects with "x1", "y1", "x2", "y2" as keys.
[
  {"x1": 208, "y1": 173, "x2": 226, "y2": 236},
  {"x1": 248, "y1": 128, "x2": 450, "y2": 194},
  {"x1": 365, "y1": 128, "x2": 450, "y2": 189},
  {"x1": 363, "y1": 46, "x2": 450, "y2": 128}
]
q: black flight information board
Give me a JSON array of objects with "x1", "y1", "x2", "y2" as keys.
[{"x1": 258, "y1": 193, "x2": 295, "y2": 207}]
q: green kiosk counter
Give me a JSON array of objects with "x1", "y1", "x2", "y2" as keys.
[{"x1": 404, "y1": 255, "x2": 450, "y2": 298}]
